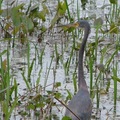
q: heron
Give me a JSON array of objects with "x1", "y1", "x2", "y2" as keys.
[{"x1": 64, "y1": 20, "x2": 92, "y2": 120}]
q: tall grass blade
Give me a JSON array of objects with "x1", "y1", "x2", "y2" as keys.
[{"x1": 112, "y1": 62, "x2": 118, "y2": 112}]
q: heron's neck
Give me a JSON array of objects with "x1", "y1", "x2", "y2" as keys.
[{"x1": 78, "y1": 26, "x2": 90, "y2": 89}]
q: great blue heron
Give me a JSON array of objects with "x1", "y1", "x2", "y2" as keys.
[{"x1": 64, "y1": 20, "x2": 92, "y2": 120}]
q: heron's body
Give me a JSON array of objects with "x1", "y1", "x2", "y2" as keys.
[
  {"x1": 65, "y1": 20, "x2": 92, "y2": 120},
  {"x1": 65, "y1": 88, "x2": 92, "y2": 120}
]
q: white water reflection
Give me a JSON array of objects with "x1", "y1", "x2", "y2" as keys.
[{"x1": 1, "y1": 0, "x2": 120, "y2": 120}]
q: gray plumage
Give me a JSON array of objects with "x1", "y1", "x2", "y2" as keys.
[{"x1": 65, "y1": 20, "x2": 92, "y2": 120}]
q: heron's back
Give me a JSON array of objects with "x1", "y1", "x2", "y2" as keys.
[{"x1": 65, "y1": 88, "x2": 92, "y2": 120}]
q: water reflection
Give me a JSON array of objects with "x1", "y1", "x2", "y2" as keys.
[{"x1": 0, "y1": 0, "x2": 120, "y2": 120}]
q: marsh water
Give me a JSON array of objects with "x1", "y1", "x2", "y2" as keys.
[{"x1": 0, "y1": 0, "x2": 120, "y2": 120}]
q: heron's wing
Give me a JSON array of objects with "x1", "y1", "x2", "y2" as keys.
[{"x1": 65, "y1": 89, "x2": 92, "y2": 120}]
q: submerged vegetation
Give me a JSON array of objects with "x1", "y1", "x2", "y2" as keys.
[{"x1": 0, "y1": 0, "x2": 120, "y2": 119}]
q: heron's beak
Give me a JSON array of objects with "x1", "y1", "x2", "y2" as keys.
[
  {"x1": 58, "y1": 22, "x2": 79, "y2": 28},
  {"x1": 64, "y1": 22, "x2": 79, "y2": 28}
]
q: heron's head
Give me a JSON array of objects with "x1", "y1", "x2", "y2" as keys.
[{"x1": 77, "y1": 20, "x2": 90, "y2": 29}]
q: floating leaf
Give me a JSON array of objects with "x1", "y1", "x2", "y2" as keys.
[
  {"x1": 109, "y1": 0, "x2": 117, "y2": 4},
  {"x1": 2, "y1": 59, "x2": 7, "y2": 71},
  {"x1": 36, "y1": 102, "x2": 45, "y2": 108},
  {"x1": 40, "y1": 25, "x2": 47, "y2": 32},
  {"x1": 47, "y1": 91, "x2": 52, "y2": 94},
  {"x1": 109, "y1": 22, "x2": 119, "y2": 34},
  {"x1": 11, "y1": 7, "x2": 22, "y2": 26},
  {"x1": 36, "y1": 3, "x2": 49, "y2": 21},
  {"x1": 27, "y1": 103, "x2": 35, "y2": 110},
  {"x1": 38, "y1": 11, "x2": 46, "y2": 21},
  {"x1": 19, "y1": 111, "x2": 28, "y2": 116},
  {"x1": 54, "y1": 92, "x2": 61, "y2": 99},
  {"x1": 32, "y1": 94, "x2": 41, "y2": 101},
  {"x1": 25, "y1": 17, "x2": 34, "y2": 31},
  {"x1": 57, "y1": 1, "x2": 67, "y2": 16},
  {"x1": 50, "y1": 1, "x2": 67, "y2": 28},
  {"x1": 94, "y1": 17, "x2": 103, "y2": 27},
  {"x1": 62, "y1": 116, "x2": 72, "y2": 120},
  {"x1": 54, "y1": 82, "x2": 61, "y2": 88},
  {"x1": 22, "y1": 15, "x2": 34, "y2": 31},
  {"x1": 11, "y1": 4, "x2": 25, "y2": 26}
]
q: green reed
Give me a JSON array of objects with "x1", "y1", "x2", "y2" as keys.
[
  {"x1": 39, "y1": 46, "x2": 45, "y2": 66},
  {"x1": 112, "y1": 60, "x2": 118, "y2": 113},
  {"x1": 77, "y1": 0, "x2": 80, "y2": 20},
  {"x1": 60, "y1": 45, "x2": 74, "y2": 76},
  {"x1": 44, "y1": 54, "x2": 54, "y2": 89},
  {"x1": 105, "y1": 46, "x2": 119, "y2": 70},
  {"x1": 36, "y1": 67, "x2": 42, "y2": 87},
  {"x1": 109, "y1": 1, "x2": 119, "y2": 112},
  {"x1": 21, "y1": 41, "x2": 34, "y2": 90},
  {"x1": 0, "y1": 48, "x2": 18, "y2": 120},
  {"x1": 72, "y1": 70, "x2": 77, "y2": 93},
  {"x1": 27, "y1": 41, "x2": 31, "y2": 82},
  {"x1": 94, "y1": 27, "x2": 99, "y2": 63},
  {"x1": 110, "y1": 0, "x2": 119, "y2": 22},
  {"x1": 64, "y1": 0, "x2": 71, "y2": 21},
  {"x1": 66, "y1": 45, "x2": 74, "y2": 75},
  {"x1": 89, "y1": 54, "x2": 94, "y2": 97},
  {"x1": 55, "y1": 42, "x2": 60, "y2": 68},
  {"x1": 1, "y1": 48, "x2": 10, "y2": 119}
]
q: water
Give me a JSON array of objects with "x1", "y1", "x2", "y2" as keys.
[{"x1": 0, "y1": 0, "x2": 120, "y2": 120}]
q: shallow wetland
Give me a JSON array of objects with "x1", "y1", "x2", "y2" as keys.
[{"x1": 0, "y1": 0, "x2": 120, "y2": 120}]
